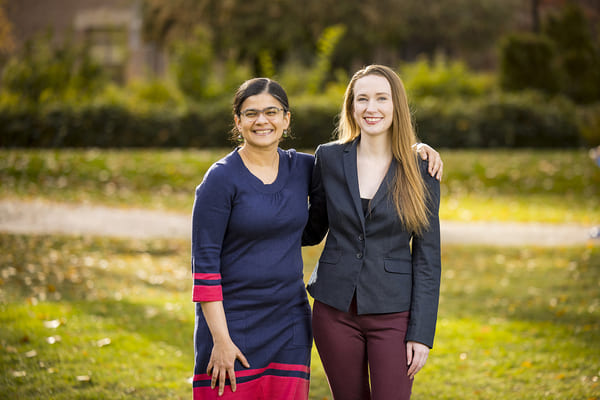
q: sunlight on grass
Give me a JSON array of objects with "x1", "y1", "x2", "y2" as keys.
[
  {"x1": 1, "y1": 148, "x2": 599, "y2": 223},
  {"x1": 1, "y1": 232, "x2": 599, "y2": 399}
]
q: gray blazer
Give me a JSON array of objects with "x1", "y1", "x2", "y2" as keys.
[{"x1": 302, "y1": 139, "x2": 441, "y2": 348}]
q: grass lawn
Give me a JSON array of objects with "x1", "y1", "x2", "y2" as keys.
[
  {"x1": 1, "y1": 234, "x2": 599, "y2": 399},
  {"x1": 1, "y1": 148, "x2": 599, "y2": 224}
]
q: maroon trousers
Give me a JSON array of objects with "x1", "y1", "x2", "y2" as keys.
[{"x1": 312, "y1": 299, "x2": 413, "y2": 400}]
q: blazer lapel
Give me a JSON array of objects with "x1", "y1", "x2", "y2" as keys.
[
  {"x1": 342, "y1": 139, "x2": 366, "y2": 229},
  {"x1": 368, "y1": 157, "x2": 397, "y2": 215}
]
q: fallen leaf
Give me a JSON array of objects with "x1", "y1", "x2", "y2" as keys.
[
  {"x1": 43, "y1": 320, "x2": 60, "y2": 329},
  {"x1": 76, "y1": 375, "x2": 91, "y2": 382},
  {"x1": 46, "y1": 336, "x2": 61, "y2": 344},
  {"x1": 24, "y1": 350, "x2": 37, "y2": 358},
  {"x1": 5, "y1": 346, "x2": 17, "y2": 353},
  {"x1": 12, "y1": 371, "x2": 26, "y2": 378},
  {"x1": 96, "y1": 338, "x2": 111, "y2": 347},
  {"x1": 521, "y1": 361, "x2": 533, "y2": 368}
]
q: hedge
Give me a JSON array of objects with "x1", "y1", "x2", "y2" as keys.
[
  {"x1": 0, "y1": 92, "x2": 584, "y2": 149},
  {"x1": 414, "y1": 92, "x2": 582, "y2": 148}
]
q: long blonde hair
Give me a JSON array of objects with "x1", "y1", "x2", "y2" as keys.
[{"x1": 336, "y1": 65, "x2": 430, "y2": 235}]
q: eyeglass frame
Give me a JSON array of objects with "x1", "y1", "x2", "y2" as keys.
[{"x1": 238, "y1": 106, "x2": 287, "y2": 121}]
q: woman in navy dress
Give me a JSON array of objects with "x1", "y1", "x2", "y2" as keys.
[{"x1": 191, "y1": 78, "x2": 313, "y2": 399}]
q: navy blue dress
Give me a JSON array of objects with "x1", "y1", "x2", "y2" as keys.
[{"x1": 191, "y1": 148, "x2": 314, "y2": 399}]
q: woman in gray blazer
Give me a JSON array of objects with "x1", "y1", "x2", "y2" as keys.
[{"x1": 303, "y1": 65, "x2": 441, "y2": 400}]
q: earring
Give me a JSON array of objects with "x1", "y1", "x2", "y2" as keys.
[
  {"x1": 283, "y1": 129, "x2": 289, "y2": 138},
  {"x1": 237, "y1": 134, "x2": 244, "y2": 143}
]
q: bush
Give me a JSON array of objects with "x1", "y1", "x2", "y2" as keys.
[
  {"x1": 170, "y1": 26, "x2": 214, "y2": 101},
  {"x1": 543, "y1": 3, "x2": 600, "y2": 104},
  {"x1": 0, "y1": 90, "x2": 584, "y2": 149},
  {"x1": 400, "y1": 56, "x2": 495, "y2": 99},
  {"x1": 0, "y1": 96, "x2": 338, "y2": 149},
  {"x1": 577, "y1": 103, "x2": 600, "y2": 147},
  {"x1": 1, "y1": 32, "x2": 107, "y2": 105},
  {"x1": 499, "y1": 33, "x2": 560, "y2": 95},
  {"x1": 415, "y1": 91, "x2": 581, "y2": 148}
]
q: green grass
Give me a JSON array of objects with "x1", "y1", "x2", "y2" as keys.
[
  {"x1": 1, "y1": 148, "x2": 599, "y2": 224},
  {"x1": 1, "y1": 234, "x2": 599, "y2": 399}
]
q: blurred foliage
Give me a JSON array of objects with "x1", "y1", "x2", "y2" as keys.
[
  {"x1": 306, "y1": 25, "x2": 346, "y2": 95},
  {"x1": 141, "y1": 0, "x2": 522, "y2": 71},
  {"x1": 416, "y1": 91, "x2": 581, "y2": 148},
  {"x1": 0, "y1": 1, "x2": 597, "y2": 148},
  {"x1": 400, "y1": 55, "x2": 495, "y2": 99},
  {"x1": 577, "y1": 103, "x2": 600, "y2": 146},
  {"x1": 542, "y1": 2, "x2": 600, "y2": 104},
  {"x1": 169, "y1": 25, "x2": 214, "y2": 101},
  {"x1": 499, "y1": 2, "x2": 600, "y2": 104},
  {"x1": 499, "y1": 33, "x2": 560, "y2": 95},
  {"x1": 0, "y1": 91, "x2": 583, "y2": 149},
  {"x1": 1, "y1": 32, "x2": 107, "y2": 106}
]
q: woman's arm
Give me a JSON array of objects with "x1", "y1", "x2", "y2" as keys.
[
  {"x1": 192, "y1": 164, "x2": 249, "y2": 394},
  {"x1": 302, "y1": 146, "x2": 329, "y2": 246},
  {"x1": 200, "y1": 301, "x2": 250, "y2": 396},
  {"x1": 406, "y1": 160, "x2": 442, "y2": 348}
]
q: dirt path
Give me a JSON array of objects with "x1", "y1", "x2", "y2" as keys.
[{"x1": 0, "y1": 199, "x2": 595, "y2": 246}]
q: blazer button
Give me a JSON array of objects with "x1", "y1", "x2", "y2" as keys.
[
  {"x1": 358, "y1": 234, "x2": 364, "y2": 241},
  {"x1": 356, "y1": 252, "x2": 363, "y2": 259}
]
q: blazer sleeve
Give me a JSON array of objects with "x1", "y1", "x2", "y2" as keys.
[
  {"x1": 406, "y1": 159, "x2": 442, "y2": 348},
  {"x1": 302, "y1": 145, "x2": 329, "y2": 246},
  {"x1": 190, "y1": 164, "x2": 232, "y2": 302}
]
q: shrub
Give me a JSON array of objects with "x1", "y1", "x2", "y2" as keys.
[
  {"x1": 415, "y1": 91, "x2": 581, "y2": 148},
  {"x1": 577, "y1": 103, "x2": 600, "y2": 147},
  {"x1": 543, "y1": 3, "x2": 600, "y2": 104},
  {"x1": 1, "y1": 32, "x2": 107, "y2": 105},
  {"x1": 400, "y1": 56, "x2": 495, "y2": 99},
  {"x1": 499, "y1": 33, "x2": 560, "y2": 95},
  {"x1": 170, "y1": 26, "x2": 214, "y2": 101},
  {"x1": 0, "y1": 91, "x2": 583, "y2": 149}
]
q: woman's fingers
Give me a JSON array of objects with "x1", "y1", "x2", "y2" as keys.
[
  {"x1": 406, "y1": 341, "x2": 430, "y2": 379},
  {"x1": 218, "y1": 368, "x2": 227, "y2": 396}
]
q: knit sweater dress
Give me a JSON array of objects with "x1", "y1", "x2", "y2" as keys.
[{"x1": 191, "y1": 147, "x2": 314, "y2": 399}]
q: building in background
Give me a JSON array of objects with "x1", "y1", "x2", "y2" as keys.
[{"x1": 4, "y1": 0, "x2": 166, "y2": 82}]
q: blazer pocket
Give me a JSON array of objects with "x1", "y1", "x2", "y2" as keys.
[{"x1": 384, "y1": 257, "x2": 412, "y2": 274}]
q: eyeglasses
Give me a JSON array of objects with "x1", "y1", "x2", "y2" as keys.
[{"x1": 239, "y1": 107, "x2": 285, "y2": 121}]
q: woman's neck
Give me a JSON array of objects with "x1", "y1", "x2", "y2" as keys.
[
  {"x1": 238, "y1": 144, "x2": 279, "y2": 167},
  {"x1": 358, "y1": 133, "x2": 392, "y2": 161}
]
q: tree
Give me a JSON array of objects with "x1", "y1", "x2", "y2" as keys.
[
  {"x1": 499, "y1": 33, "x2": 560, "y2": 94},
  {"x1": 543, "y1": 2, "x2": 600, "y2": 103}
]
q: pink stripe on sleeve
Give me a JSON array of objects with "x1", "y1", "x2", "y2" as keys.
[
  {"x1": 193, "y1": 285, "x2": 223, "y2": 302},
  {"x1": 193, "y1": 273, "x2": 221, "y2": 280}
]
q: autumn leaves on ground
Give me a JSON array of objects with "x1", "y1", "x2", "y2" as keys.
[{"x1": 1, "y1": 149, "x2": 599, "y2": 399}]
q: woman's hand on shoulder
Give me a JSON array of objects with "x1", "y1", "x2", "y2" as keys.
[
  {"x1": 415, "y1": 143, "x2": 443, "y2": 181},
  {"x1": 207, "y1": 338, "x2": 250, "y2": 396}
]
